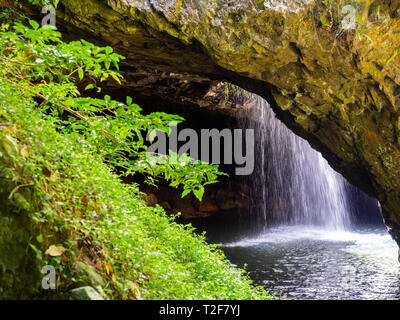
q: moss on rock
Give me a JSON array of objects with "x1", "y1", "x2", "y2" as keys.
[{"x1": 0, "y1": 131, "x2": 42, "y2": 299}]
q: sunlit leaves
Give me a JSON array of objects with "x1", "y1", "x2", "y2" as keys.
[{"x1": 0, "y1": 19, "x2": 225, "y2": 201}]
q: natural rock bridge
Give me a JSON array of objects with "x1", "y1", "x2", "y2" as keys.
[{"x1": 8, "y1": 0, "x2": 400, "y2": 249}]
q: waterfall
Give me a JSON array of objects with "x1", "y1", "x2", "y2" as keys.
[{"x1": 241, "y1": 95, "x2": 351, "y2": 231}]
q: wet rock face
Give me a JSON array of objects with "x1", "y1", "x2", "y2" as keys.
[
  {"x1": 140, "y1": 181, "x2": 250, "y2": 219},
  {"x1": 7, "y1": 0, "x2": 400, "y2": 245}
]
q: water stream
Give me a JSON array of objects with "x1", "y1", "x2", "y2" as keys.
[
  {"x1": 222, "y1": 226, "x2": 400, "y2": 299},
  {"x1": 190, "y1": 95, "x2": 400, "y2": 299},
  {"x1": 241, "y1": 96, "x2": 351, "y2": 231}
]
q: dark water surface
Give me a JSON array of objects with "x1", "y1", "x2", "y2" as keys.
[
  {"x1": 221, "y1": 226, "x2": 400, "y2": 300},
  {"x1": 186, "y1": 217, "x2": 400, "y2": 300}
]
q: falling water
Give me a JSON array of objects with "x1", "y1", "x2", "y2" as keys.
[
  {"x1": 192, "y1": 93, "x2": 397, "y2": 300},
  {"x1": 186, "y1": 93, "x2": 397, "y2": 300},
  {"x1": 242, "y1": 95, "x2": 351, "y2": 231}
]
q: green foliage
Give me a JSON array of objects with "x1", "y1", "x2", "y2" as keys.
[
  {"x1": 0, "y1": 16, "x2": 271, "y2": 299},
  {"x1": 0, "y1": 19, "x2": 225, "y2": 201}
]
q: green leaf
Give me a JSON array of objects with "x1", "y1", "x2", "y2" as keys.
[
  {"x1": 78, "y1": 67, "x2": 84, "y2": 80},
  {"x1": 110, "y1": 72, "x2": 121, "y2": 84},
  {"x1": 29, "y1": 20, "x2": 40, "y2": 30},
  {"x1": 29, "y1": 244, "x2": 42, "y2": 260},
  {"x1": 181, "y1": 189, "x2": 191, "y2": 198},
  {"x1": 149, "y1": 130, "x2": 157, "y2": 143},
  {"x1": 36, "y1": 234, "x2": 43, "y2": 243},
  {"x1": 105, "y1": 46, "x2": 113, "y2": 55}
]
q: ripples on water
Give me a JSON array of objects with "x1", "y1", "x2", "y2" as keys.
[
  {"x1": 223, "y1": 95, "x2": 400, "y2": 299},
  {"x1": 221, "y1": 226, "x2": 400, "y2": 300}
]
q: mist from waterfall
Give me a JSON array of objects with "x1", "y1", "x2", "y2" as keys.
[
  {"x1": 180, "y1": 94, "x2": 396, "y2": 300},
  {"x1": 241, "y1": 95, "x2": 351, "y2": 231},
  {"x1": 204, "y1": 96, "x2": 396, "y2": 301}
]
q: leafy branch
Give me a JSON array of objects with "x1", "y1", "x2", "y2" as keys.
[{"x1": 0, "y1": 20, "x2": 226, "y2": 200}]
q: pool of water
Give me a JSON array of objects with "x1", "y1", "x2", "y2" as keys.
[{"x1": 219, "y1": 225, "x2": 400, "y2": 300}]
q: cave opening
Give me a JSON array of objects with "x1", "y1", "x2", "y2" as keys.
[
  {"x1": 122, "y1": 82, "x2": 385, "y2": 238},
  {"x1": 176, "y1": 92, "x2": 386, "y2": 243},
  {"x1": 120, "y1": 82, "x2": 399, "y2": 300}
]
